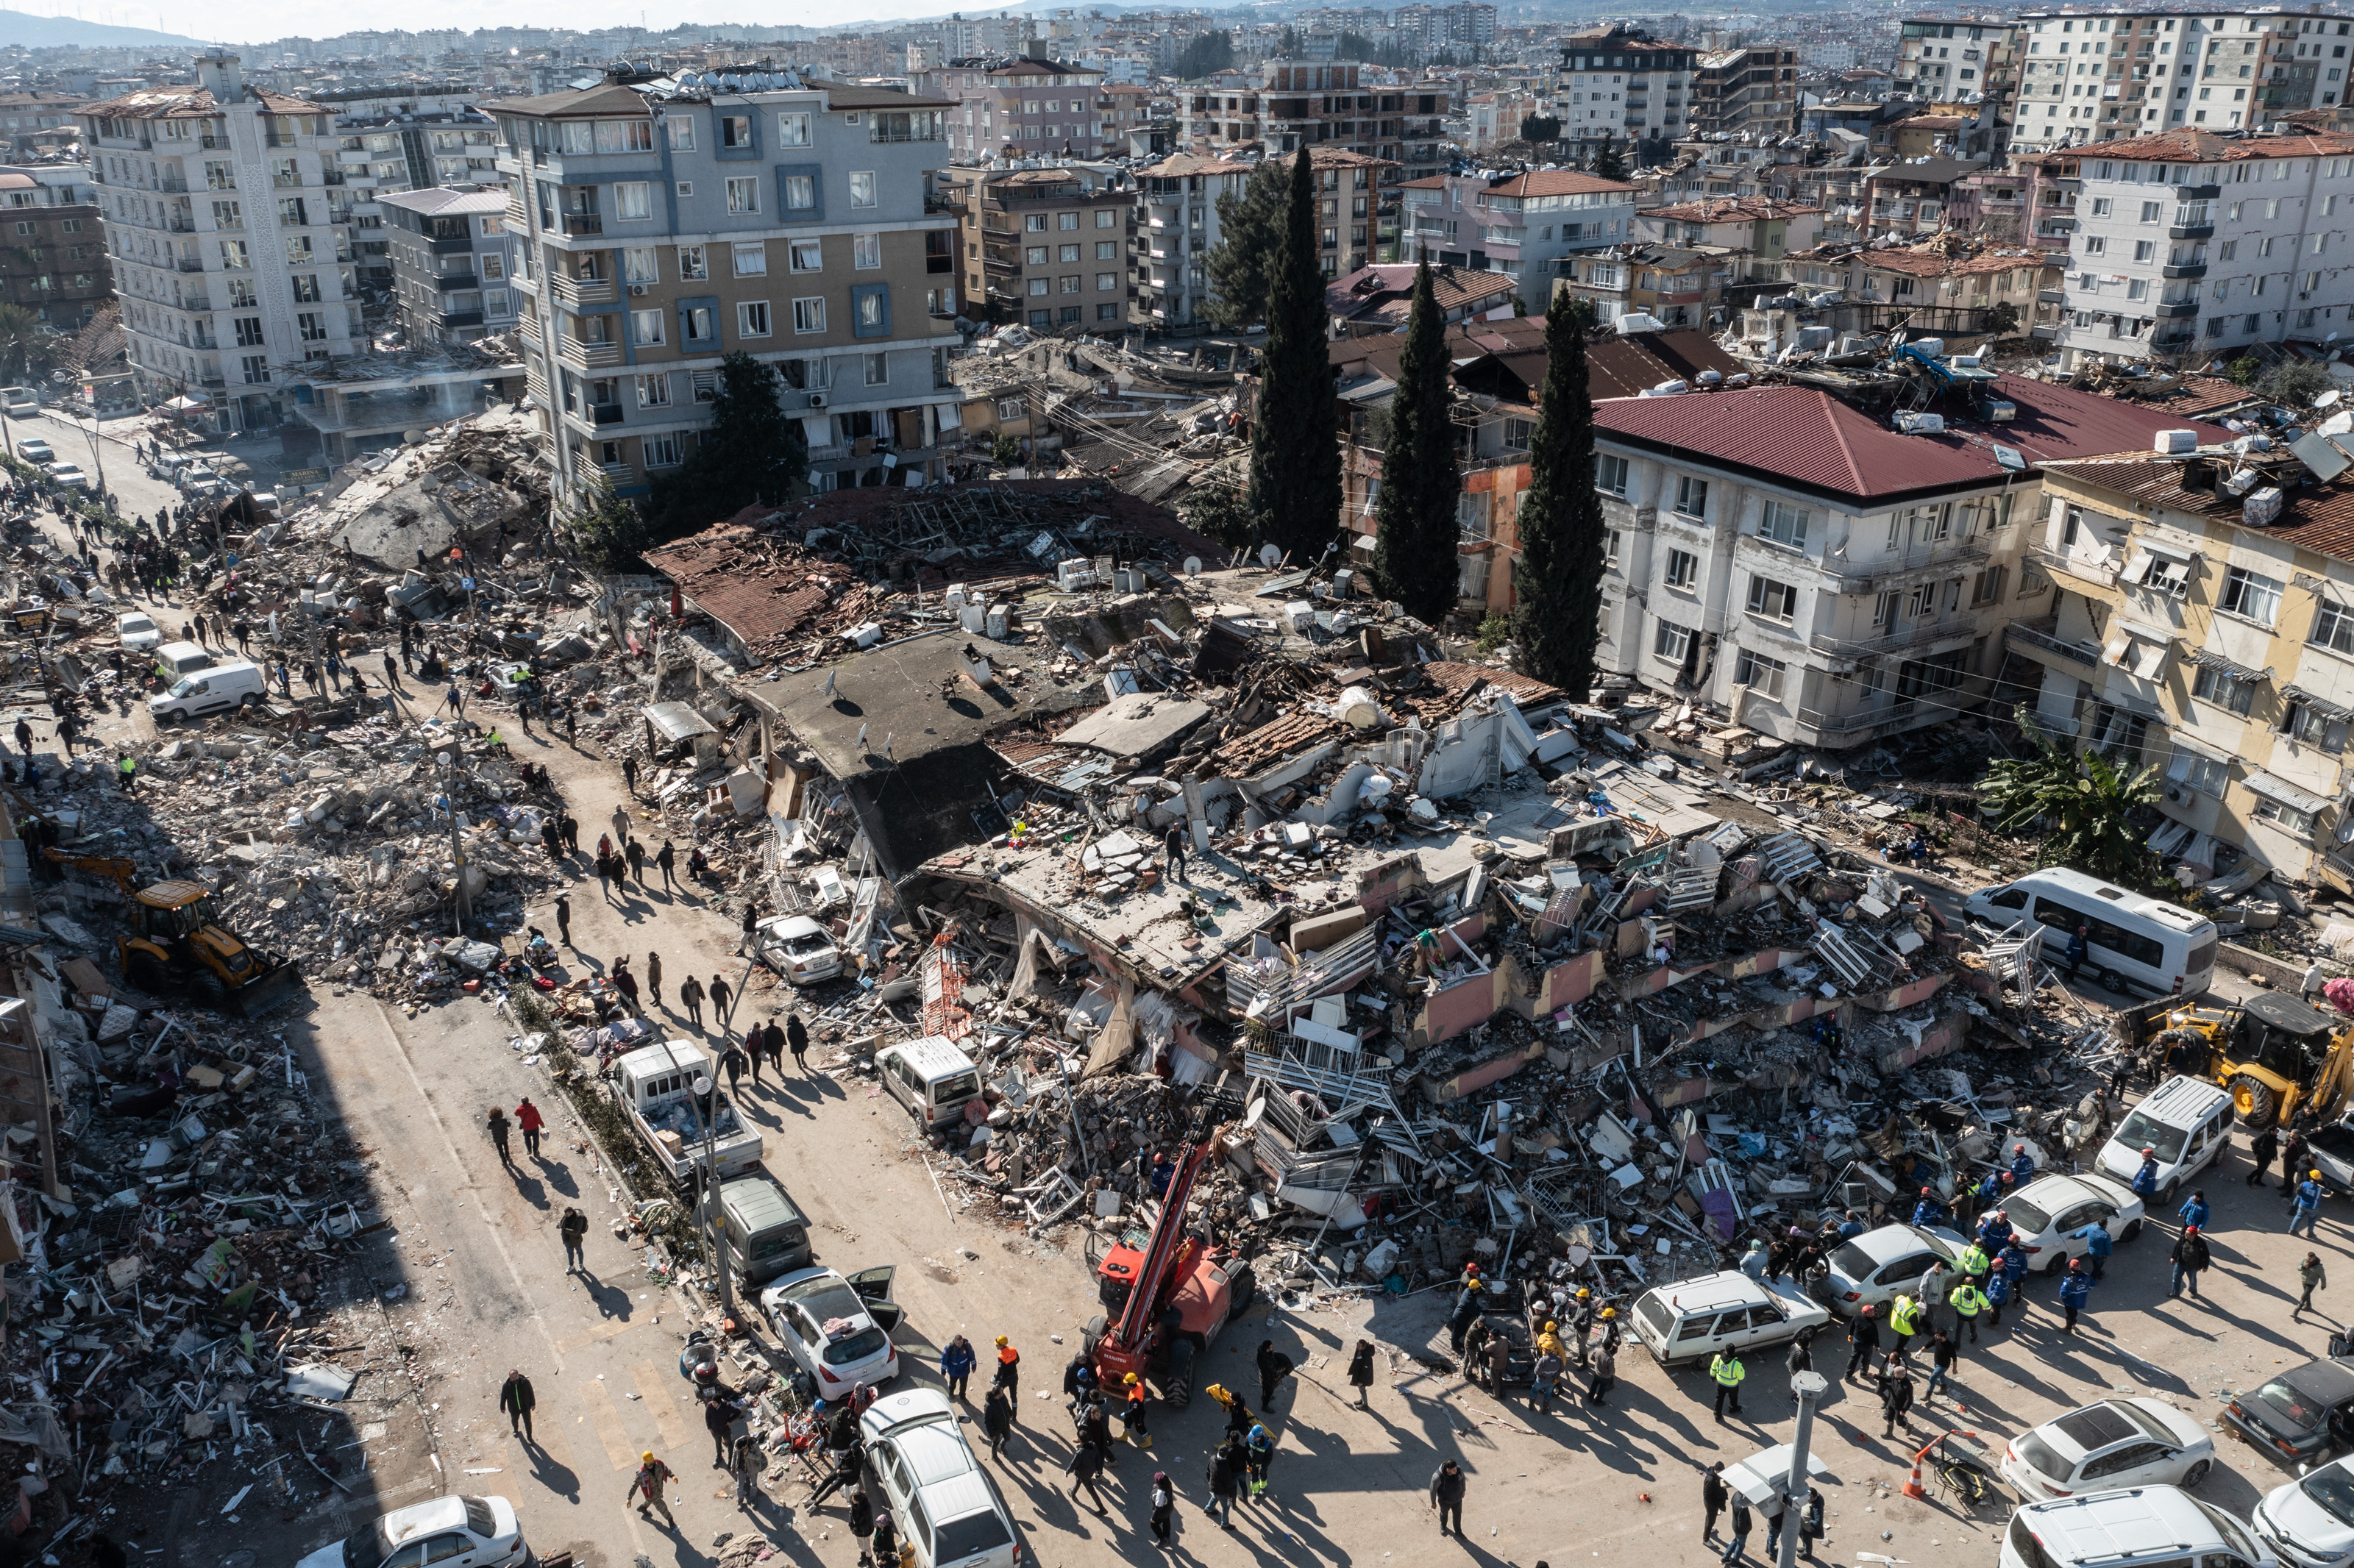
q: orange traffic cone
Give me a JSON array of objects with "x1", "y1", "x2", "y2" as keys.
[{"x1": 1902, "y1": 1447, "x2": 1930, "y2": 1500}]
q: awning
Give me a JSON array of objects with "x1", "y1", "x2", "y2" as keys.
[
  {"x1": 2283, "y1": 685, "x2": 2354, "y2": 724},
  {"x1": 2244, "y1": 769, "x2": 2330, "y2": 816},
  {"x1": 2124, "y1": 544, "x2": 2192, "y2": 595},
  {"x1": 2100, "y1": 627, "x2": 2170, "y2": 680},
  {"x1": 2185, "y1": 648, "x2": 2272, "y2": 683}
]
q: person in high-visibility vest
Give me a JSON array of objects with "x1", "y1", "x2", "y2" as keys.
[
  {"x1": 1949, "y1": 1278, "x2": 1989, "y2": 1346},
  {"x1": 1957, "y1": 1240, "x2": 1992, "y2": 1288},
  {"x1": 1887, "y1": 1293, "x2": 1922, "y2": 1361},
  {"x1": 1708, "y1": 1349, "x2": 1746, "y2": 1422}
]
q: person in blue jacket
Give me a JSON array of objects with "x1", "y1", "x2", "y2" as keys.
[
  {"x1": 2293, "y1": 1169, "x2": 2328, "y2": 1239},
  {"x1": 1999, "y1": 1239, "x2": 2030, "y2": 1293},
  {"x1": 2132, "y1": 1147, "x2": 2161, "y2": 1200},
  {"x1": 2073, "y1": 1220, "x2": 2114, "y2": 1280},
  {"x1": 1838, "y1": 1209, "x2": 1867, "y2": 1241},
  {"x1": 2177, "y1": 1189, "x2": 2210, "y2": 1232},
  {"x1": 2010, "y1": 1144, "x2": 2037, "y2": 1186},
  {"x1": 1977, "y1": 1208, "x2": 2014, "y2": 1252},
  {"x1": 939, "y1": 1336, "x2": 977, "y2": 1400},
  {"x1": 1983, "y1": 1264, "x2": 2013, "y2": 1329},
  {"x1": 1911, "y1": 1186, "x2": 1949, "y2": 1229},
  {"x1": 2058, "y1": 1258, "x2": 2097, "y2": 1335}
]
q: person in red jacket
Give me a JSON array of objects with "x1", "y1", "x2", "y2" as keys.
[{"x1": 515, "y1": 1097, "x2": 546, "y2": 1159}]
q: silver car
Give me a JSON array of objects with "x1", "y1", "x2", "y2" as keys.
[{"x1": 1817, "y1": 1222, "x2": 1968, "y2": 1319}]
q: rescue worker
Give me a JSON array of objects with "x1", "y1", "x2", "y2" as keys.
[
  {"x1": 1949, "y1": 1275, "x2": 1989, "y2": 1345},
  {"x1": 2058, "y1": 1258, "x2": 2097, "y2": 1334},
  {"x1": 1843, "y1": 1304, "x2": 1881, "y2": 1382},
  {"x1": 2074, "y1": 1217, "x2": 2115, "y2": 1279},
  {"x1": 1708, "y1": 1347, "x2": 1746, "y2": 1422},
  {"x1": 2010, "y1": 1144, "x2": 2036, "y2": 1186},
  {"x1": 1910, "y1": 1186, "x2": 1948, "y2": 1229},
  {"x1": 2132, "y1": 1146, "x2": 2162, "y2": 1200},
  {"x1": 1886, "y1": 1293, "x2": 1922, "y2": 1361}
]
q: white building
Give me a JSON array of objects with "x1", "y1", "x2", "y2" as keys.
[
  {"x1": 1133, "y1": 151, "x2": 1251, "y2": 329},
  {"x1": 1554, "y1": 26, "x2": 1699, "y2": 158},
  {"x1": 2021, "y1": 129, "x2": 2354, "y2": 371},
  {"x1": 2010, "y1": 7, "x2": 2352, "y2": 152}
]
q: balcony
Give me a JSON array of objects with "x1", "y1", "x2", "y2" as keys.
[
  {"x1": 2005, "y1": 617, "x2": 2099, "y2": 667},
  {"x1": 2039, "y1": 288, "x2": 2064, "y2": 304},
  {"x1": 2155, "y1": 299, "x2": 2200, "y2": 318},
  {"x1": 157, "y1": 177, "x2": 186, "y2": 193},
  {"x1": 438, "y1": 310, "x2": 486, "y2": 329},
  {"x1": 2027, "y1": 543, "x2": 2118, "y2": 589},
  {"x1": 2152, "y1": 328, "x2": 2198, "y2": 350},
  {"x1": 2169, "y1": 221, "x2": 2214, "y2": 240},
  {"x1": 560, "y1": 213, "x2": 602, "y2": 238},
  {"x1": 550, "y1": 274, "x2": 615, "y2": 307},
  {"x1": 557, "y1": 337, "x2": 622, "y2": 370},
  {"x1": 175, "y1": 257, "x2": 205, "y2": 273},
  {"x1": 2183, "y1": 182, "x2": 2221, "y2": 201},
  {"x1": 589, "y1": 402, "x2": 625, "y2": 426},
  {"x1": 2162, "y1": 262, "x2": 2206, "y2": 279},
  {"x1": 164, "y1": 218, "x2": 193, "y2": 233},
  {"x1": 435, "y1": 273, "x2": 480, "y2": 292},
  {"x1": 430, "y1": 232, "x2": 473, "y2": 254}
]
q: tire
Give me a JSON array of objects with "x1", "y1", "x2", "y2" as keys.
[
  {"x1": 2121, "y1": 1219, "x2": 2144, "y2": 1243},
  {"x1": 2231, "y1": 1074, "x2": 2280, "y2": 1126},
  {"x1": 2183, "y1": 1458, "x2": 2212, "y2": 1489},
  {"x1": 2100, "y1": 969, "x2": 2132, "y2": 997},
  {"x1": 192, "y1": 971, "x2": 226, "y2": 1005},
  {"x1": 2044, "y1": 1252, "x2": 2069, "y2": 1277},
  {"x1": 2161, "y1": 1178, "x2": 2180, "y2": 1206},
  {"x1": 125, "y1": 952, "x2": 167, "y2": 994},
  {"x1": 239, "y1": 694, "x2": 258, "y2": 710},
  {"x1": 1163, "y1": 1336, "x2": 1197, "y2": 1409},
  {"x1": 152, "y1": 707, "x2": 178, "y2": 726},
  {"x1": 1226, "y1": 1264, "x2": 1257, "y2": 1316}
]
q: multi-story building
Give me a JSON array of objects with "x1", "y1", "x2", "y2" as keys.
[
  {"x1": 1132, "y1": 151, "x2": 1246, "y2": 329},
  {"x1": 1861, "y1": 156, "x2": 1985, "y2": 240},
  {"x1": 1632, "y1": 196, "x2": 1821, "y2": 278},
  {"x1": 0, "y1": 93, "x2": 85, "y2": 157},
  {"x1": 1779, "y1": 238, "x2": 2053, "y2": 338},
  {"x1": 1392, "y1": 2, "x2": 1498, "y2": 54},
  {"x1": 380, "y1": 185, "x2": 517, "y2": 346},
  {"x1": 1554, "y1": 26, "x2": 1699, "y2": 160},
  {"x1": 0, "y1": 163, "x2": 109, "y2": 327},
  {"x1": 2010, "y1": 8, "x2": 2353, "y2": 153},
  {"x1": 1692, "y1": 44, "x2": 1799, "y2": 141},
  {"x1": 914, "y1": 43, "x2": 1109, "y2": 165},
  {"x1": 313, "y1": 85, "x2": 502, "y2": 293},
  {"x1": 1896, "y1": 19, "x2": 2021, "y2": 131},
  {"x1": 938, "y1": 163, "x2": 1134, "y2": 332},
  {"x1": 1401, "y1": 168, "x2": 1635, "y2": 285},
  {"x1": 2017, "y1": 129, "x2": 2354, "y2": 371},
  {"x1": 80, "y1": 55, "x2": 366, "y2": 433},
  {"x1": 1179, "y1": 63, "x2": 1451, "y2": 181},
  {"x1": 487, "y1": 70, "x2": 964, "y2": 505}
]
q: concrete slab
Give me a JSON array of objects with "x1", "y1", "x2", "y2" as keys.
[{"x1": 1053, "y1": 691, "x2": 1211, "y2": 758}]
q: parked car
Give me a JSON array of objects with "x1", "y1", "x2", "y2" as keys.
[
  {"x1": 2257, "y1": 1453, "x2": 2354, "y2": 1568},
  {"x1": 48, "y1": 463, "x2": 86, "y2": 488},
  {"x1": 2227, "y1": 1355, "x2": 2354, "y2": 1469},
  {"x1": 2001, "y1": 1397, "x2": 2216, "y2": 1502},
  {"x1": 759, "y1": 1264, "x2": 901, "y2": 1402},
  {"x1": 15, "y1": 439, "x2": 51, "y2": 464},
  {"x1": 2002, "y1": 1172, "x2": 2147, "y2": 1275},
  {"x1": 1629, "y1": 1270, "x2": 1831, "y2": 1371},
  {"x1": 115, "y1": 612, "x2": 161, "y2": 653},
  {"x1": 177, "y1": 463, "x2": 218, "y2": 494},
  {"x1": 2002, "y1": 1488, "x2": 2277, "y2": 1568},
  {"x1": 1815, "y1": 1222, "x2": 1968, "y2": 1319},
  {"x1": 2097, "y1": 1075, "x2": 2236, "y2": 1202},
  {"x1": 859, "y1": 1388, "x2": 1023, "y2": 1568},
  {"x1": 295, "y1": 1495, "x2": 529, "y2": 1568},
  {"x1": 758, "y1": 913, "x2": 842, "y2": 986}
]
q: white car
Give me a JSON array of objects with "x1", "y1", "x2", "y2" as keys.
[
  {"x1": 760, "y1": 1264, "x2": 901, "y2": 1403},
  {"x1": 2002, "y1": 1397, "x2": 2217, "y2": 1503},
  {"x1": 759, "y1": 913, "x2": 843, "y2": 986},
  {"x1": 295, "y1": 1495, "x2": 528, "y2": 1568},
  {"x1": 1629, "y1": 1270, "x2": 1832, "y2": 1372},
  {"x1": 861, "y1": 1388, "x2": 1023, "y2": 1568},
  {"x1": 15, "y1": 439, "x2": 50, "y2": 463},
  {"x1": 116, "y1": 612, "x2": 161, "y2": 652},
  {"x1": 2258, "y1": 1454, "x2": 2354, "y2": 1568},
  {"x1": 2002, "y1": 1172, "x2": 2147, "y2": 1277},
  {"x1": 49, "y1": 463, "x2": 86, "y2": 488},
  {"x1": 1817, "y1": 1222, "x2": 1968, "y2": 1319}
]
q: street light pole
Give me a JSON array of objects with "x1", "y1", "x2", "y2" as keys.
[
  {"x1": 1779, "y1": 1370, "x2": 1828, "y2": 1568},
  {"x1": 689, "y1": 1068, "x2": 737, "y2": 1322}
]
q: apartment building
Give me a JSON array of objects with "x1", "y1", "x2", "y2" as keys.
[
  {"x1": 0, "y1": 93, "x2": 85, "y2": 156},
  {"x1": 914, "y1": 43, "x2": 1110, "y2": 165},
  {"x1": 939, "y1": 163, "x2": 1134, "y2": 330},
  {"x1": 1401, "y1": 167, "x2": 1635, "y2": 285},
  {"x1": 1692, "y1": 45, "x2": 1799, "y2": 141},
  {"x1": 2018, "y1": 130, "x2": 2354, "y2": 371},
  {"x1": 1779, "y1": 239, "x2": 2052, "y2": 338},
  {"x1": 1554, "y1": 25, "x2": 1699, "y2": 160},
  {"x1": 380, "y1": 185, "x2": 516, "y2": 345},
  {"x1": 1179, "y1": 63, "x2": 1451, "y2": 181},
  {"x1": 2014, "y1": 448, "x2": 2354, "y2": 888},
  {"x1": 313, "y1": 85, "x2": 501, "y2": 293},
  {"x1": 1632, "y1": 197, "x2": 1821, "y2": 277},
  {"x1": 79, "y1": 55, "x2": 366, "y2": 433},
  {"x1": 1558, "y1": 243, "x2": 1743, "y2": 327},
  {"x1": 1862, "y1": 157, "x2": 1984, "y2": 240},
  {"x1": 1896, "y1": 18, "x2": 2021, "y2": 154},
  {"x1": 1586, "y1": 372, "x2": 2213, "y2": 749},
  {"x1": 0, "y1": 163, "x2": 109, "y2": 327},
  {"x1": 1391, "y1": 3, "x2": 1498, "y2": 54},
  {"x1": 1133, "y1": 151, "x2": 1248, "y2": 329},
  {"x1": 2010, "y1": 8, "x2": 2352, "y2": 153},
  {"x1": 487, "y1": 70, "x2": 964, "y2": 505}
]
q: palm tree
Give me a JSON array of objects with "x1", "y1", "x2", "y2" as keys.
[
  {"x1": 0, "y1": 303, "x2": 56, "y2": 386},
  {"x1": 1981, "y1": 715, "x2": 2163, "y2": 883}
]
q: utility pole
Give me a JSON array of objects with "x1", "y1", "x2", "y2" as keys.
[
  {"x1": 1778, "y1": 1371, "x2": 1827, "y2": 1568},
  {"x1": 443, "y1": 744, "x2": 470, "y2": 936},
  {"x1": 689, "y1": 1065, "x2": 736, "y2": 1322}
]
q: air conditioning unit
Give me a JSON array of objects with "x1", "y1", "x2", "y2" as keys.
[
  {"x1": 2165, "y1": 785, "x2": 2187, "y2": 802},
  {"x1": 808, "y1": 392, "x2": 828, "y2": 408},
  {"x1": 628, "y1": 284, "x2": 647, "y2": 296}
]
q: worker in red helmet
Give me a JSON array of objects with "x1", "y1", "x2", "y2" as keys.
[
  {"x1": 1843, "y1": 1301, "x2": 1881, "y2": 1383},
  {"x1": 2169, "y1": 1222, "x2": 2211, "y2": 1302}
]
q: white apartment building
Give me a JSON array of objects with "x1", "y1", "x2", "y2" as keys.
[
  {"x1": 2010, "y1": 8, "x2": 2352, "y2": 153},
  {"x1": 2021, "y1": 130, "x2": 2354, "y2": 371},
  {"x1": 1133, "y1": 151, "x2": 1249, "y2": 329},
  {"x1": 1897, "y1": 19, "x2": 2019, "y2": 103},
  {"x1": 80, "y1": 54, "x2": 366, "y2": 433},
  {"x1": 1554, "y1": 26, "x2": 1698, "y2": 158}
]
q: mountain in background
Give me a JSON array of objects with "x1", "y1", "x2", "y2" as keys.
[{"x1": 0, "y1": 9, "x2": 208, "y2": 49}]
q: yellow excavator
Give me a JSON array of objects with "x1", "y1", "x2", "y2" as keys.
[
  {"x1": 2138, "y1": 991, "x2": 2354, "y2": 1127},
  {"x1": 44, "y1": 852, "x2": 302, "y2": 1015}
]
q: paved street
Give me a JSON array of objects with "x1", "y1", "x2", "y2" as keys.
[{"x1": 25, "y1": 498, "x2": 2354, "y2": 1568}]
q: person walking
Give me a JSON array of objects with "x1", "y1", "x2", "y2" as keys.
[
  {"x1": 1880, "y1": 1358, "x2": 1916, "y2": 1439},
  {"x1": 2295, "y1": 1168, "x2": 2328, "y2": 1238},
  {"x1": 626, "y1": 838, "x2": 646, "y2": 885},
  {"x1": 993, "y1": 1336, "x2": 1020, "y2": 1403},
  {"x1": 499, "y1": 1369, "x2": 536, "y2": 1442},
  {"x1": 1430, "y1": 1458, "x2": 1466, "y2": 1537},
  {"x1": 1709, "y1": 1348, "x2": 1746, "y2": 1422},
  {"x1": 1242, "y1": 1422, "x2": 1275, "y2": 1499},
  {"x1": 2059, "y1": 1258, "x2": 2097, "y2": 1335},
  {"x1": 849, "y1": 1489, "x2": 876, "y2": 1563},
  {"x1": 1886, "y1": 1292, "x2": 1921, "y2": 1360},
  {"x1": 1064, "y1": 1435, "x2": 1111, "y2": 1515},
  {"x1": 705, "y1": 1394, "x2": 740, "y2": 1467},
  {"x1": 2170, "y1": 1225, "x2": 2212, "y2": 1300},
  {"x1": 721, "y1": 1039, "x2": 747, "y2": 1095},
  {"x1": 942, "y1": 1335, "x2": 976, "y2": 1400},
  {"x1": 1164, "y1": 821, "x2": 1187, "y2": 885},
  {"x1": 711, "y1": 974, "x2": 732, "y2": 1022},
  {"x1": 1256, "y1": 1340, "x2": 1294, "y2": 1409},
  {"x1": 1149, "y1": 1470, "x2": 1176, "y2": 1547},
  {"x1": 561, "y1": 812, "x2": 579, "y2": 852},
  {"x1": 1843, "y1": 1305, "x2": 1881, "y2": 1382},
  {"x1": 629, "y1": 1453, "x2": 676, "y2": 1525},
  {"x1": 679, "y1": 973, "x2": 705, "y2": 1030},
  {"x1": 1206, "y1": 1439, "x2": 1241, "y2": 1528},
  {"x1": 731, "y1": 1431, "x2": 764, "y2": 1512},
  {"x1": 2073, "y1": 1219, "x2": 2114, "y2": 1280},
  {"x1": 656, "y1": 838, "x2": 676, "y2": 891},
  {"x1": 2252, "y1": 1125, "x2": 2283, "y2": 1189},
  {"x1": 1922, "y1": 1329, "x2": 1957, "y2": 1403},
  {"x1": 1588, "y1": 1330, "x2": 1618, "y2": 1406},
  {"x1": 1984, "y1": 1264, "x2": 2013, "y2": 1330},
  {"x1": 559, "y1": 1206, "x2": 588, "y2": 1272},
  {"x1": 622, "y1": 755, "x2": 639, "y2": 797},
  {"x1": 762, "y1": 1017, "x2": 786, "y2": 1077},
  {"x1": 611, "y1": 960, "x2": 639, "y2": 1014},
  {"x1": 553, "y1": 893, "x2": 571, "y2": 947},
  {"x1": 1348, "y1": 1339, "x2": 1377, "y2": 1409},
  {"x1": 1721, "y1": 1499, "x2": 1753, "y2": 1566},
  {"x1": 1532, "y1": 1342, "x2": 1564, "y2": 1414},
  {"x1": 982, "y1": 1383, "x2": 1013, "y2": 1459},
  {"x1": 1704, "y1": 1462, "x2": 1731, "y2": 1542},
  {"x1": 2300, "y1": 1252, "x2": 2330, "y2": 1320},
  {"x1": 486, "y1": 1106, "x2": 513, "y2": 1169},
  {"x1": 646, "y1": 951, "x2": 662, "y2": 1008},
  {"x1": 787, "y1": 1011, "x2": 809, "y2": 1071},
  {"x1": 514, "y1": 1097, "x2": 545, "y2": 1158},
  {"x1": 611, "y1": 803, "x2": 630, "y2": 844}
]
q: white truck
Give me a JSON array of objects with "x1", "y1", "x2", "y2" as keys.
[{"x1": 608, "y1": 1040, "x2": 765, "y2": 1186}]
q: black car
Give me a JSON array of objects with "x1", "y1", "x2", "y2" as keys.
[{"x1": 2225, "y1": 1355, "x2": 2354, "y2": 1467}]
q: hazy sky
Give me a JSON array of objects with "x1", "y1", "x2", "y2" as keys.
[{"x1": 28, "y1": 0, "x2": 981, "y2": 46}]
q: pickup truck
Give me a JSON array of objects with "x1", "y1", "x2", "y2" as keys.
[
  {"x1": 607, "y1": 1040, "x2": 764, "y2": 1186},
  {"x1": 2307, "y1": 1114, "x2": 2354, "y2": 1194}
]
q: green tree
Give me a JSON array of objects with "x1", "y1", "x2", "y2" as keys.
[
  {"x1": 566, "y1": 470, "x2": 660, "y2": 573},
  {"x1": 990, "y1": 431, "x2": 1021, "y2": 466},
  {"x1": 1248, "y1": 147, "x2": 1343, "y2": 561},
  {"x1": 1276, "y1": 26, "x2": 1299, "y2": 56},
  {"x1": 1174, "y1": 31, "x2": 1234, "y2": 79},
  {"x1": 1203, "y1": 159, "x2": 1290, "y2": 328},
  {"x1": 644, "y1": 352, "x2": 807, "y2": 536},
  {"x1": 1337, "y1": 29, "x2": 1379, "y2": 60},
  {"x1": 2227, "y1": 356, "x2": 2263, "y2": 387},
  {"x1": 1981, "y1": 299, "x2": 2021, "y2": 335},
  {"x1": 1176, "y1": 477, "x2": 1253, "y2": 548},
  {"x1": 1981, "y1": 715, "x2": 2162, "y2": 884},
  {"x1": 0, "y1": 304, "x2": 55, "y2": 386},
  {"x1": 1588, "y1": 135, "x2": 1629, "y2": 181},
  {"x1": 1510, "y1": 289, "x2": 1607, "y2": 695},
  {"x1": 2259, "y1": 357, "x2": 2334, "y2": 407},
  {"x1": 1371, "y1": 263, "x2": 1461, "y2": 624},
  {"x1": 1520, "y1": 113, "x2": 1562, "y2": 143}
]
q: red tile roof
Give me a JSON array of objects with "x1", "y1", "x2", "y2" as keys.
[
  {"x1": 1592, "y1": 375, "x2": 2236, "y2": 503},
  {"x1": 1482, "y1": 169, "x2": 1636, "y2": 198}
]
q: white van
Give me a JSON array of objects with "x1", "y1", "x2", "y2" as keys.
[
  {"x1": 149, "y1": 659, "x2": 266, "y2": 723},
  {"x1": 875, "y1": 1036, "x2": 984, "y2": 1130},
  {"x1": 2002, "y1": 1486, "x2": 2277, "y2": 1568},
  {"x1": 2097, "y1": 1075, "x2": 2236, "y2": 1202},
  {"x1": 151, "y1": 641, "x2": 216, "y2": 685},
  {"x1": 0, "y1": 387, "x2": 38, "y2": 417},
  {"x1": 1966, "y1": 868, "x2": 2218, "y2": 999}
]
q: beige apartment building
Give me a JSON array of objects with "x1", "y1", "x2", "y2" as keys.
[{"x1": 939, "y1": 163, "x2": 1136, "y2": 331}]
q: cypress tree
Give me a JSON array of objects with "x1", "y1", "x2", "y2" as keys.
[
  {"x1": 1511, "y1": 288, "x2": 1607, "y2": 695},
  {"x1": 1371, "y1": 263, "x2": 1461, "y2": 624},
  {"x1": 1247, "y1": 146, "x2": 1342, "y2": 561}
]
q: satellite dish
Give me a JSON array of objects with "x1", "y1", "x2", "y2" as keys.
[
  {"x1": 1183, "y1": 555, "x2": 1202, "y2": 577},
  {"x1": 48, "y1": 370, "x2": 67, "y2": 382},
  {"x1": 1258, "y1": 544, "x2": 1281, "y2": 568}
]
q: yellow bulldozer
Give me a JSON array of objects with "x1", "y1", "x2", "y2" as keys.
[
  {"x1": 45, "y1": 852, "x2": 302, "y2": 1015},
  {"x1": 2135, "y1": 991, "x2": 2354, "y2": 1127}
]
